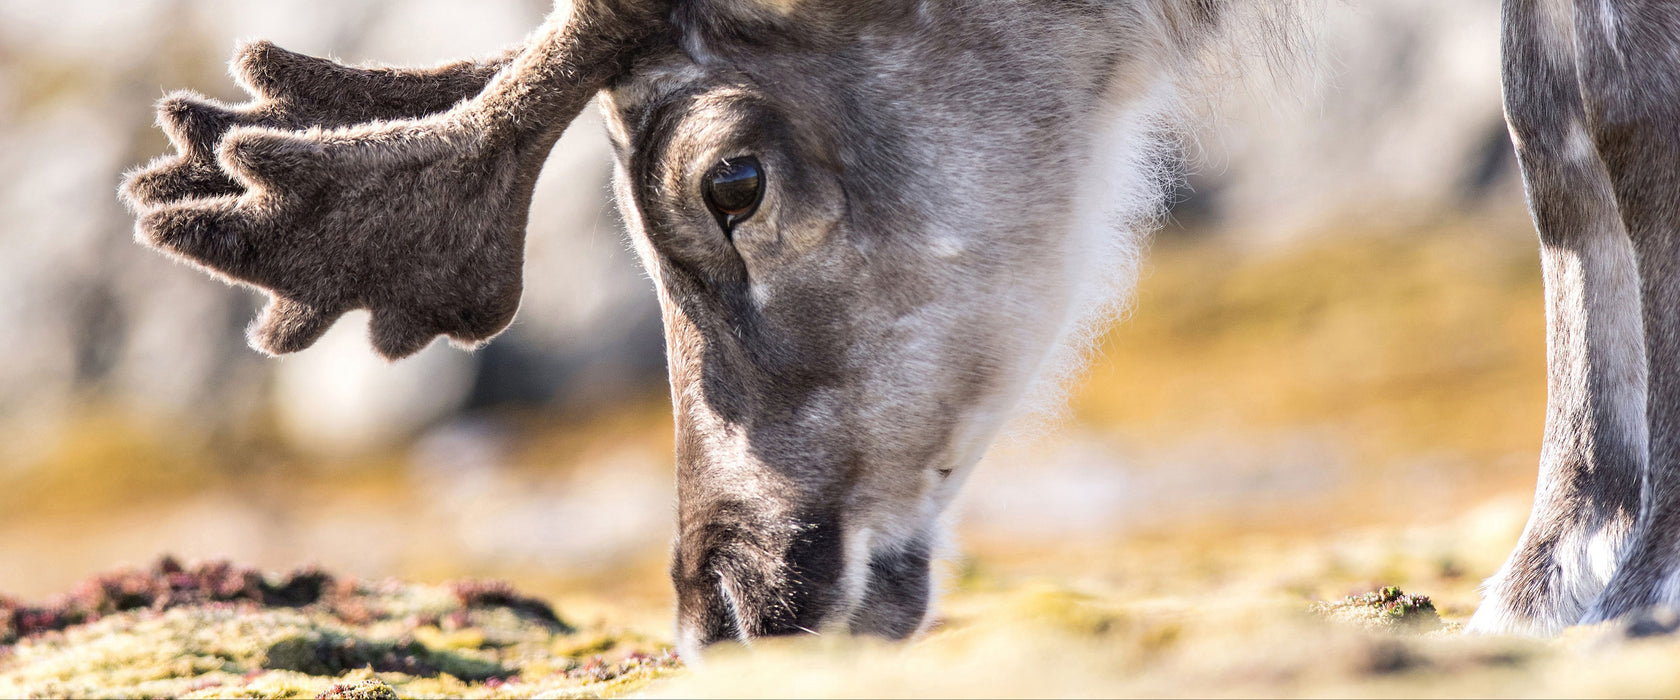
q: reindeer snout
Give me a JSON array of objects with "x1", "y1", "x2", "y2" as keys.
[
  {"x1": 671, "y1": 508, "x2": 845, "y2": 654},
  {"x1": 671, "y1": 506, "x2": 939, "y2": 655},
  {"x1": 672, "y1": 568, "x2": 772, "y2": 657}
]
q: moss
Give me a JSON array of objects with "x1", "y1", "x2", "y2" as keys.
[
  {"x1": 1312, "y1": 586, "x2": 1443, "y2": 632},
  {"x1": 1369, "y1": 587, "x2": 1437, "y2": 623},
  {"x1": 259, "y1": 629, "x2": 504, "y2": 680},
  {"x1": 315, "y1": 679, "x2": 398, "y2": 700},
  {"x1": 449, "y1": 580, "x2": 572, "y2": 634},
  {"x1": 0, "y1": 559, "x2": 682, "y2": 699},
  {"x1": 0, "y1": 557, "x2": 351, "y2": 645},
  {"x1": 1004, "y1": 586, "x2": 1128, "y2": 637}
]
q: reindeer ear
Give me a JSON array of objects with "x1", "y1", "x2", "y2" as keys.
[{"x1": 124, "y1": 0, "x2": 672, "y2": 360}]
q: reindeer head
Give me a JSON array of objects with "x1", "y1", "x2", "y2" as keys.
[
  {"x1": 606, "y1": 0, "x2": 1197, "y2": 652},
  {"x1": 124, "y1": 0, "x2": 1226, "y2": 657}
]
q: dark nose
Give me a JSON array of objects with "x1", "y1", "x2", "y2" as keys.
[
  {"x1": 671, "y1": 512, "x2": 939, "y2": 654},
  {"x1": 848, "y1": 538, "x2": 934, "y2": 640},
  {"x1": 671, "y1": 506, "x2": 844, "y2": 650}
]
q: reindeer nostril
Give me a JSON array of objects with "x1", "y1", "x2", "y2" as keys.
[{"x1": 937, "y1": 468, "x2": 954, "y2": 479}]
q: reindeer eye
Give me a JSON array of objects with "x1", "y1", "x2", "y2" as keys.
[{"x1": 702, "y1": 157, "x2": 765, "y2": 232}]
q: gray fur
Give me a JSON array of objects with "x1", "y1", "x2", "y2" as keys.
[
  {"x1": 1471, "y1": 0, "x2": 1680, "y2": 635},
  {"x1": 1566, "y1": 0, "x2": 1680, "y2": 625},
  {"x1": 118, "y1": 0, "x2": 1680, "y2": 652},
  {"x1": 600, "y1": 0, "x2": 1257, "y2": 653},
  {"x1": 1467, "y1": 0, "x2": 1646, "y2": 636}
]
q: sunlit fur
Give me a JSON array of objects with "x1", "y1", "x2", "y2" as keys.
[
  {"x1": 121, "y1": 0, "x2": 1680, "y2": 651},
  {"x1": 596, "y1": 0, "x2": 1317, "y2": 656},
  {"x1": 1474, "y1": 0, "x2": 1680, "y2": 636}
]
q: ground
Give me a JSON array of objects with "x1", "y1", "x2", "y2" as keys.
[
  {"x1": 11, "y1": 511, "x2": 1680, "y2": 697},
  {"x1": 0, "y1": 559, "x2": 679, "y2": 698},
  {"x1": 12, "y1": 218, "x2": 1680, "y2": 697}
]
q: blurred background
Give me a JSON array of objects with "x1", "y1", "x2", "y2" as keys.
[{"x1": 0, "y1": 0, "x2": 1541, "y2": 630}]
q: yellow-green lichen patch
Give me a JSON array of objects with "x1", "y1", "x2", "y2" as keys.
[{"x1": 0, "y1": 559, "x2": 682, "y2": 699}]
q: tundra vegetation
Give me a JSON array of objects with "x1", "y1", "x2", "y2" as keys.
[
  {"x1": 0, "y1": 558, "x2": 680, "y2": 698},
  {"x1": 12, "y1": 221, "x2": 1680, "y2": 696},
  {"x1": 11, "y1": 0, "x2": 1680, "y2": 695},
  {"x1": 15, "y1": 522, "x2": 1680, "y2": 697}
]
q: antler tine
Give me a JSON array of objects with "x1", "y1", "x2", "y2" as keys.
[
  {"x1": 126, "y1": 0, "x2": 674, "y2": 360},
  {"x1": 121, "y1": 40, "x2": 522, "y2": 212},
  {"x1": 232, "y1": 40, "x2": 520, "y2": 119}
]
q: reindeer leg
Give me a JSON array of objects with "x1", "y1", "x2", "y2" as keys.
[
  {"x1": 1570, "y1": 0, "x2": 1680, "y2": 625},
  {"x1": 126, "y1": 0, "x2": 670, "y2": 359},
  {"x1": 1468, "y1": 0, "x2": 1647, "y2": 636}
]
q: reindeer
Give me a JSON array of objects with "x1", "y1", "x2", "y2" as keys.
[{"x1": 118, "y1": 0, "x2": 1680, "y2": 652}]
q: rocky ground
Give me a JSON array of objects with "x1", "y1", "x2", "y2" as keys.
[
  {"x1": 11, "y1": 220, "x2": 1679, "y2": 697},
  {"x1": 0, "y1": 559, "x2": 679, "y2": 698},
  {"x1": 13, "y1": 505, "x2": 1680, "y2": 698}
]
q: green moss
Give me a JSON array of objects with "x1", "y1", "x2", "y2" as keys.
[
  {"x1": 0, "y1": 559, "x2": 682, "y2": 699},
  {"x1": 316, "y1": 679, "x2": 399, "y2": 700},
  {"x1": 1369, "y1": 587, "x2": 1437, "y2": 623},
  {"x1": 1312, "y1": 586, "x2": 1443, "y2": 632},
  {"x1": 1006, "y1": 586, "x2": 1128, "y2": 637}
]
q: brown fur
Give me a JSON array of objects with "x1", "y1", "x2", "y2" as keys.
[
  {"x1": 121, "y1": 1, "x2": 672, "y2": 359},
  {"x1": 122, "y1": 41, "x2": 518, "y2": 210}
]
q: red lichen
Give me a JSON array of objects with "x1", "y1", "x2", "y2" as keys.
[
  {"x1": 0, "y1": 556, "x2": 333, "y2": 644},
  {"x1": 0, "y1": 557, "x2": 590, "y2": 647},
  {"x1": 449, "y1": 579, "x2": 570, "y2": 631}
]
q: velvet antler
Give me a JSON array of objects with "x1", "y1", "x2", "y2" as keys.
[
  {"x1": 122, "y1": 1, "x2": 670, "y2": 359},
  {"x1": 122, "y1": 41, "x2": 519, "y2": 210}
]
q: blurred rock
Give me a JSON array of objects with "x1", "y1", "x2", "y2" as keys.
[
  {"x1": 1183, "y1": 0, "x2": 1517, "y2": 239},
  {"x1": 273, "y1": 313, "x2": 478, "y2": 455},
  {"x1": 411, "y1": 426, "x2": 674, "y2": 570},
  {"x1": 961, "y1": 431, "x2": 1349, "y2": 541}
]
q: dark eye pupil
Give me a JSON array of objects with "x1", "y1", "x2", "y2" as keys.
[{"x1": 703, "y1": 157, "x2": 764, "y2": 230}]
